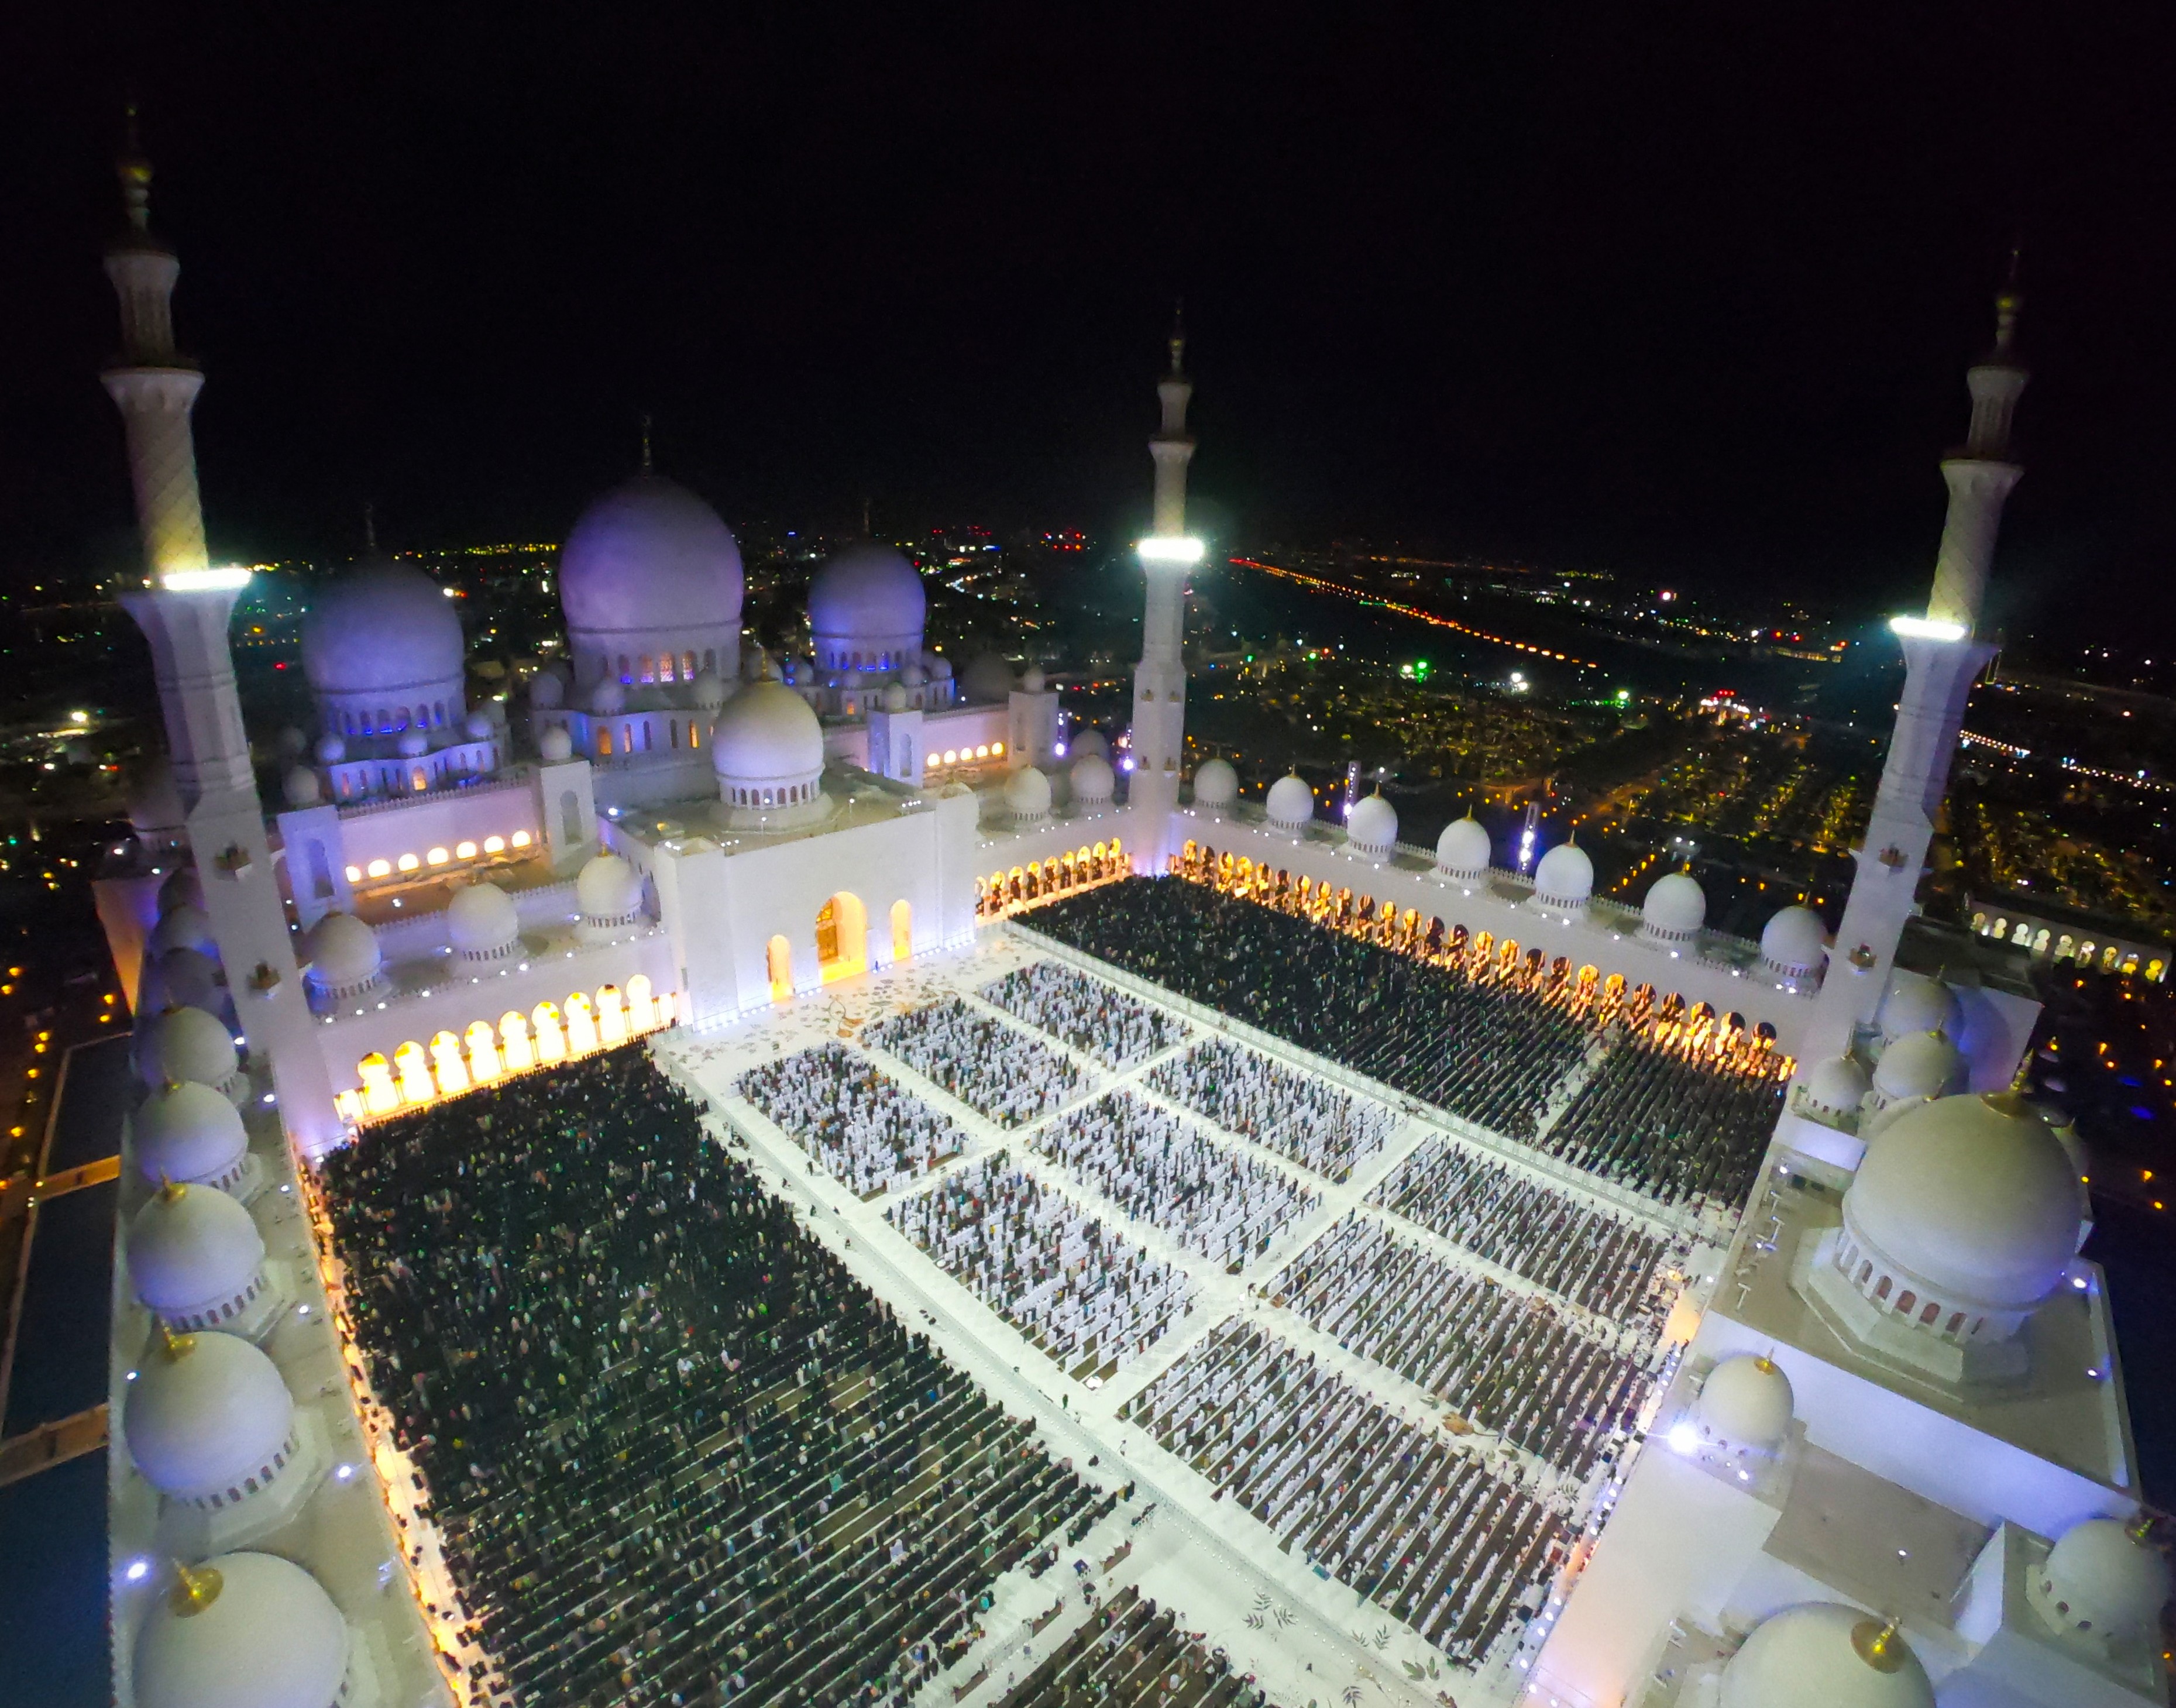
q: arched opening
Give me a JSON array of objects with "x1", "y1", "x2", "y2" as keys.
[
  {"x1": 465, "y1": 1020, "x2": 501, "y2": 1081},
  {"x1": 429, "y1": 1031, "x2": 470, "y2": 1097},
  {"x1": 393, "y1": 1040, "x2": 433, "y2": 1107},
  {"x1": 596, "y1": 984, "x2": 628, "y2": 1046},
  {"x1": 817, "y1": 892, "x2": 868, "y2": 981},
  {"x1": 564, "y1": 991, "x2": 600, "y2": 1055},
  {"x1": 561, "y1": 789, "x2": 583, "y2": 848},
  {"x1": 357, "y1": 1051, "x2": 398, "y2": 1116},
  {"x1": 891, "y1": 899, "x2": 913, "y2": 962},
  {"x1": 766, "y1": 934, "x2": 793, "y2": 1002},
  {"x1": 627, "y1": 974, "x2": 657, "y2": 1031},
  {"x1": 532, "y1": 1002, "x2": 568, "y2": 1064},
  {"x1": 499, "y1": 1012, "x2": 535, "y2": 1073}
]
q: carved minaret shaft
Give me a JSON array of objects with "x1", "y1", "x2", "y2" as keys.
[
  {"x1": 1130, "y1": 319, "x2": 1198, "y2": 862},
  {"x1": 1814, "y1": 273, "x2": 2027, "y2": 1047}
]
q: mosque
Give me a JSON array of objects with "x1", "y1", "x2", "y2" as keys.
[{"x1": 87, "y1": 132, "x2": 2166, "y2": 1708}]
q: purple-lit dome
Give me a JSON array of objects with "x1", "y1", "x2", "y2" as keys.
[
  {"x1": 300, "y1": 559, "x2": 464, "y2": 699},
  {"x1": 809, "y1": 545, "x2": 926, "y2": 671},
  {"x1": 559, "y1": 476, "x2": 744, "y2": 644}
]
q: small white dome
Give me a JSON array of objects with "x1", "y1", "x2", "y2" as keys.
[
  {"x1": 882, "y1": 681, "x2": 909, "y2": 713},
  {"x1": 576, "y1": 852, "x2": 644, "y2": 921},
  {"x1": 2033, "y1": 1516, "x2": 2171, "y2": 1641},
  {"x1": 302, "y1": 912, "x2": 379, "y2": 992},
  {"x1": 1802, "y1": 1054, "x2": 1872, "y2": 1121},
  {"x1": 962, "y1": 652, "x2": 1017, "y2": 703},
  {"x1": 1719, "y1": 1603, "x2": 1933, "y2": 1708},
  {"x1": 139, "y1": 1007, "x2": 240, "y2": 1092},
  {"x1": 1534, "y1": 840, "x2": 1593, "y2": 907},
  {"x1": 396, "y1": 728, "x2": 430, "y2": 760},
  {"x1": 314, "y1": 733, "x2": 346, "y2": 765},
  {"x1": 809, "y1": 543, "x2": 927, "y2": 652},
  {"x1": 274, "y1": 726, "x2": 308, "y2": 760},
  {"x1": 300, "y1": 559, "x2": 463, "y2": 699},
  {"x1": 446, "y1": 882, "x2": 521, "y2": 959},
  {"x1": 149, "y1": 904, "x2": 216, "y2": 960},
  {"x1": 124, "y1": 1329, "x2": 294, "y2": 1500},
  {"x1": 1346, "y1": 792, "x2": 1398, "y2": 854},
  {"x1": 1880, "y1": 973, "x2": 1962, "y2": 1044},
  {"x1": 1070, "y1": 727, "x2": 1109, "y2": 761},
  {"x1": 134, "y1": 1081, "x2": 249, "y2": 1189},
  {"x1": 928, "y1": 653, "x2": 954, "y2": 681},
  {"x1": 559, "y1": 475, "x2": 745, "y2": 641},
  {"x1": 128, "y1": 1183, "x2": 265, "y2": 1318},
  {"x1": 690, "y1": 668, "x2": 728, "y2": 709},
  {"x1": 711, "y1": 679, "x2": 825, "y2": 789},
  {"x1": 1872, "y1": 1030, "x2": 1963, "y2": 1103},
  {"x1": 280, "y1": 767, "x2": 321, "y2": 809},
  {"x1": 589, "y1": 678, "x2": 627, "y2": 714},
  {"x1": 900, "y1": 661, "x2": 926, "y2": 688},
  {"x1": 1265, "y1": 772, "x2": 1315, "y2": 830},
  {"x1": 1005, "y1": 766, "x2": 1053, "y2": 820},
  {"x1": 1642, "y1": 870, "x2": 1707, "y2": 936},
  {"x1": 529, "y1": 668, "x2": 566, "y2": 709},
  {"x1": 159, "y1": 865, "x2": 206, "y2": 915},
  {"x1": 1192, "y1": 758, "x2": 1238, "y2": 808},
  {"x1": 1435, "y1": 815, "x2": 1491, "y2": 877},
  {"x1": 1697, "y1": 1353, "x2": 1795, "y2": 1452},
  {"x1": 1762, "y1": 905, "x2": 1828, "y2": 975},
  {"x1": 133, "y1": 1551, "x2": 349, "y2": 1708},
  {"x1": 538, "y1": 724, "x2": 575, "y2": 764},
  {"x1": 1070, "y1": 754, "x2": 1115, "y2": 802},
  {"x1": 463, "y1": 709, "x2": 494, "y2": 741},
  {"x1": 1847, "y1": 1092, "x2": 2081, "y2": 1312},
  {"x1": 159, "y1": 948, "x2": 223, "y2": 1011}
]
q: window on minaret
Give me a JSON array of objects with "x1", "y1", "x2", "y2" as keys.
[
  {"x1": 659, "y1": 653, "x2": 675, "y2": 682},
  {"x1": 640, "y1": 656, "x2": 655, "y2": 683},
  {"x1": 683, "y1": 650, "x2": 697, "y2": 678}
]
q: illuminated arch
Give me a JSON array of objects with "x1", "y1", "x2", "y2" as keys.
[
  {"x1": 465, "y1": 1020, "x2": 502, "y2": 1081},
  {"x1": 531, "y1": 1002, "x2": 568, "y2": 1064},
  {"x1": 393, "y1": 1040, "x2": 433, "y2": 1107},
  {"x1": 596, "y1": 984, "x2": 628, "y2": 1046},
  {"x1": 499, "y1": 1011, "x2": 535, "y2": 1073},
  {"x1": 357, "y1": 1051, "x2": 399, "y2": 1117},
  {"x1": 767, "y1": 934, "x2": 793, "y2": 1002},
  {"x1": 429, "y1": 1030, "x2": 470, "y2": 1097}
]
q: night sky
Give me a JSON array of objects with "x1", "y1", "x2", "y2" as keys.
[{"x1": 2, "y1": 7, "x2": 2172, "y2": 641}]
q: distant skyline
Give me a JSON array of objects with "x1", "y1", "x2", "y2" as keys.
[{"x1": 3, "y1": 8, "x2": 2173, "y2": 645}]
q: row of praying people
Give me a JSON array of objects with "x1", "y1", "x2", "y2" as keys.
[
  {"x1": 867, "y1": 995, "x2": 1095, "y2": 1128},
  {"x1": 995, "y1": 1582, "x2": 1270, "y2": 1708},
  {"x1": 1273, "y1": 1213, "x2": 1666, "y2": 1482},
  {"x1": 1144, "y1": 1039, "x2": 1395, "y2": 1184},
  {"x1": 1024, "y1": 879, "x2": 1590, "y2": 1140},
  {"x1": 1029, "y1": 1091, "x2": 1318, "y2": 1270},
  {"x1": 321, "y1": 1046, "x2": 1104, "y2": 1708},
  {"x1": 1365, "y1": 1136, "x2": 1679, "y2": 1322},
  {"x1": 1538, "y1": 1035, "x2": 1787, "y2": 1214},
  {"x1": 887, "y1": 1154, "x2": 1194, "y2": 1374},
  {"x1": 1118, "y1": 1317, "x2": 1568, "y2": 1668},
  {"x1": 738, "y1": 1042, "x2": 968, "y2": 1197},
  {"x1": 978, "y1": 961, "x2": 1192, "y2": 1071}
]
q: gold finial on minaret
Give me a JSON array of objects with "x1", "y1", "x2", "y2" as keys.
[
  {"x1": 170, "y1": 1559, "x2": 225, "y2": 1616},
  {"x1": 1992, "y1": 242, "x2": 2023, "y2": 360},
  {"x1": 1850, "y1": 1616, "x2": 1907, "y2": 1672},
  {"x1": 1168, "y1": 299, "x2": 1186, "y2": 376}
]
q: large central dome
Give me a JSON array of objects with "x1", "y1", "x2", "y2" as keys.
[
  {"x1": 559, "y1": 475, "x2": 745, "y2": 683},
  {"x1": 300, "y1": 558, "x2": 467, "y2": 737}
]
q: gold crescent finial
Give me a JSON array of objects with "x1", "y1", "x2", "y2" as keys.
[
  {"x1": 158, "y1": 1176, "x2": 186, "y2": 1204},
  {"x1": 1850, "y1": 1617, "x2": 1906, "y2": 1672},
  {"x1": 156, "y1": 1318, "x2": 195, "y2": 1361},
  {"x1": 170, "y1": 1560, "x2": 225, "y2": 1616}
]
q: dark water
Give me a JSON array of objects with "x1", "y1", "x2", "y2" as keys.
[{"x1": 2083, "y1": 1199, "x2": 2176, "y2": 1505}]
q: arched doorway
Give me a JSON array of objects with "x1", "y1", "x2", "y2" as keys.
[
  {"x1": 818, "y1": 893, "x2": 869, "y2": 981},
  {"x1": 891, "y1": 899, "x2": 912, "y2": 963},
  {"x1": 766, "y1": 934, "x2": 793, "y2": 1002}
]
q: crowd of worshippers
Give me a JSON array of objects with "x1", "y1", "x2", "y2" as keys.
[
  {"x1": 1538, "y1": 1035, "x2": 1786, "y2": 1214},
  {"x1": 1024, "y1": 879, "x2": 1589, "y2": 1140},
  {"x1": 995, "y1": 1583, "x2": 1272, "y2": 1708},
  {"x1": 888, "y1": 1156, "x2": 1194, "y2": 1375},
  {"x1": 979, "y1": 961, "x2": 1192, "y2": 1071},
  {"x1": 1029, "y1": 1091, "x2": 1317, "y2": 1270},
  {"x1": 866, "y1": 996, "x2": 1095, "y2": 1128},
  {"x1": 1274, "y1": 1214, "x2": 1664, "y2": 1483},
  {"x1": 1119, "y1": 1318, "x2": 1567, "y2": 1666},
  {"x1": 738, "y1": 1042, "x2": 967, "y2": 1197},
  {"x1": 321, "y1": 1045, "x2": 1118, "y2": 1708},
  {"x1": 1144, "y1": 1040, "x2": 1395, "y2": 1185},
  {"x1": 1366, "y1": 1136, "x2": 1678, "y2": 1321}
]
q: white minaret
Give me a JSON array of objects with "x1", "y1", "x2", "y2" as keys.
[
  {"x1": 1129, "y1": 314, "x2": 1198, "y2": 866},
  {"x1": 104, "y1": 122, "x2": 340, "y2": 1154},
  {"x1": 1811, "y1": 269, "x2": 2027, "y2": 1050}
]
